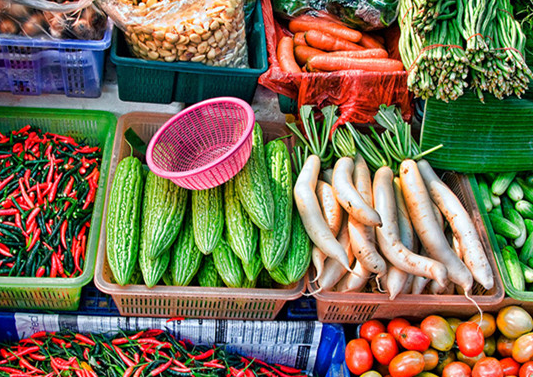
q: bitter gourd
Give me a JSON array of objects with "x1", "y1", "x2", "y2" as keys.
[
  {"x1": 197, "y1": 254, "x2": 225, "y2": 287},
  {"x1": 235, "y1": 123, "x2": 275, "y2": 231},
  {"x1": 139, "y1": 171, "x2": 188, "y2": 260},
  {"x1": 139, "y1": 247, "x2": 170, "y2": 288},
  {"x1": 192, "y1": 186, "x2": 224, "y2": 255},
  {"x1": 242, "y1": 249, "x2": 263, "y2": 282},
  {"x1": 170, "y1": 213, "x2": 203, "y2": 286},
  {"x1": 212, "y1": 238, "x2": 244, "y2": 288},
  {"x1": 224, "y1": 178, "x2": 258, "y2": 265},
  {"x1": 106, "y1": 156, "x2": 143, "y2": 286},
  {"x1": 260, "y1": 139, "x2": 293, "y2": 270}
]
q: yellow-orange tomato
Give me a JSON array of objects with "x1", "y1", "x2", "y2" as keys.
[
  {"x1": 497, "y1": 335, "x2": 515, "y2": 358},
  {"x1": 423, "y1": 349, "x2": 439, "y2": 371},
  {"x1": 456, "y1": 351, "x2": 486, "y2": 368},
  {"x1": 512, "y1": 333, "x2": 533, "y2": 363},
  {"x1": 361, "y1": 372, "x2": 383, "y2": 377},
  {"x1": 470, "y1": 313, "x2": 497, "y2": 338},
  {"x1": 421, "y1": 315, "x2": 455, "y2": 352},
  {"x1": 447, "y1": 318, "x2": 462, "y2": 333},
  {"x1": 497, "y1": 306, "x2": 533, "y2": 339},
  {"x1": 484, "y1": 336, "x2": 496, "y2": 357}
]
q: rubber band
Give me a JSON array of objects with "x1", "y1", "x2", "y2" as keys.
[
  {"x1": 498, "y1": 8, "x2": 514, "y2": 17},
  {"x1": 492, "y1": 47, "x2": 527, "y2": 61},
  {"x1": 407, "y1": 43, "x2": 465, "y2": 73},
  {"x1": 401, "y1": 6, "x2": 414, "y2": 27},
  {"x1": 466, "y1": 33, "x2": 484, "y2": 42}
]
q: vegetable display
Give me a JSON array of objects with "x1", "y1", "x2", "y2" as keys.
[
  {"x1": 346, "y1": 305, "x2": 533, "y2": 377},
  {"x1": 399, "y1": 0, "x2": 532, "y2": 102},
  {"x1": 105, "y1": 123, "x2": 310, "y2": 289},
  {"x1": 276, "y1": 14, "x2": 403, "y2": 73},
  {"x1": 480, "y1": 172, "x2": 533, "y2": 292},
  {"x1": 0, "y1": 329, "x2": 313, "y2": 377},
  {"x1": 0, "y1": 126, "x2": 101, "y2": 278},
  {"x1": 294, "y1": 104, "x2": 494, "y2": 298}
]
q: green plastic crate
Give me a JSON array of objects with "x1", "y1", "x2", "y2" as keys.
[
  {"x1": 110, "y1": 1, "x2": 267, "y2": 104},
  {"x1": 0, "y1": 107, "x2": 116, "y2": 311},
  {"x1": 469, "y1": 175, "x2": 533, "y2": 302},
  {"x1": 278, "y1": 94, "x2": 298, "y2": 114}
]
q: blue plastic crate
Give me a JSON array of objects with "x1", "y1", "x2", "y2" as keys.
[
  {"x1": 286, "y1": 297, "x2": 318, "y2": 321},
  {"x1": 0, "y1": 22, "x2": 112, "y2": 97}
]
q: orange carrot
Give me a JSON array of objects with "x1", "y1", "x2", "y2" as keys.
[
  {"x1": 304, "y1": 30, "x2": 364, "y2": 52},
  {"x1": 293, "y1": 32, "x2": 308, "y2": 46},
  {"x1": 329, "y1": 48, "x2": 389, "y2": 59},
  {"x1": 306, "y1": 55, "x2": 404, "y2": 72},
  {"x1": 294, "y1": 45, "x2": 327, "y2": 66},
  {"x1": 373, "y1": 34, "x2": 385, "y2": 45},
  {"x1": 288, "y1": 16, "x2": 362, "y2": 43},
  {"x1": 359, "y1": 32, "x2": 384, "y2": 49},
  {"x1": 277, "y1": 36, "x2": 301, "y2": 73}
]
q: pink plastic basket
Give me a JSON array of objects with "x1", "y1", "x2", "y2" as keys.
[{"x1": 146, "y1": 97, "x2": 255, "y2": 190}]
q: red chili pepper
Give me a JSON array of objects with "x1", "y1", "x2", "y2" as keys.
[
  {"x1": 73, "y1": 239, "x2": 82, "y2": 274},
  {"x1": 30, "y1": 331, "x2": 48, "y2": 339},
  {"x1": 25, "y1": 207, "x2": 40, "y2": 228},
  {"x1": 0, "y1": 366, "x2": 21, "y2": 374},
  {"x1": 137, "y1": 339, "x2": 167, "y2": 347},
  {"x1": 113, "y1": 345, "x2": 136, "y2": 368},
  {"x1": 0, "y1": 209, "x2": 18, "y2": 217},
  {"x1": 35, "y1": 266, "x2": 45, "y2": 277},
  {"x1": 169, "y1": 366, "x2": 192, "y2": 373},
  {"x1": 275, "y1": 365, "x2": 302, "y2": 374},
  {"x1": 111, "y1": 338, "x2": 129, "y2": 346},
  {"x1": 77, "y1": 146, "x2": 99, "y2": 154},
  {"x1": 60, "y1": 220, "x2": 68, "y2": 250},
  {"x1": 4, "y1": 346, "x2": 40, "y2": 361},
  {"x1": 28, "y1": 353, "x2": 46, "y2": 361},
  {"x1": 166, "y1": 317, "x2": 185, "y2": 323},
  {"x1": 82, "y1": 187, "x2": 96, "y2": 210},
  {"x1": 172, "y1": 359, "x2": 188, "y2": 369},
  {"x1": 123, "y1": 365, "x2": 135, "y2": 377},
  {"x1": 203, "y1": 362, "x2": 225, "y2": 369},
  {"x1": 27, "y1": 228, "x2": 40, "y2": 251},
  {"x1": 18, "y1": 179, "x2": 34, "y2": 209},
  {"x1": 102, "y1": 343, "x2": 112, "y2": 351},
  {"x1": 19, "y1": 356, "x2": 44, "y2": 374},
  {"x1": 23, "y1": 169, "x2": 31, "y2": 189},
  {"x1": 259, "y1": 368, "x2": 277, "y2": 377},
  {"x1": 63, "y1": 177, "x2": 75, "y2": 196},
  {"x1": 75, "y1": 334, "x2": 95, "y2": 346},
  {"x1": 50, "y1": 253, "x2": 57, "y2": 278},
  {"x1": 133, "y1": 364, "x2": 148, "y2": 377},
  {"x1": 150, "y1": 359, "x2": 172, "y2": 376},
  {"x1": 81, "y1": 235, "x2": 87, "y2": 261},
  {"x1": 134, "y1": 353, "x2": 140, "y2": 364},
  {"x1": 229, "y1": 367, "x2": 240, "y2": 377},
  {"x1": 142, "y1": 330, "x2": 163, "y2": 338},
  {"x1": 0, "y1": 248, "x2": 13, "y2": 258},
  {"x1": 0, "y1": 174, "x2": 15, "y2": 191},
  {"x1": 189, "y1": 349, "x2": 215, "y2": 361},
  {"x1": 83, "y1": 348, "x2": 90, "y2": 361},
  {"x1": 48, "y1": 173, "x2": 63, "y2": 203},
  {"x1": 14, "y1": 126, "x2": 31, "y2": 135}
]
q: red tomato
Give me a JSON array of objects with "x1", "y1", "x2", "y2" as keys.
[
  {"x1": 498, "y1": 335, "x2": 515, "y2": 358},
  {"x1": 399, "y1": 326, "x2": 431, "y2": 352},
  {"x1": 457, "y1": 322, "x2": 485, "y2": 357},
  {"x1": 371, "y1": 333, "x2": 398, "y2": 366},
  {"x1": 388, "y1": 318, "x2": 411, "y2": 342},
  {"x1": 361, "y1": 320, "x2": 387, "y2": 342},
  {"x1": 500, "y1": 357, "x2": 520, "y2": 376},
  {"x1": 472, "y1": 357, "x2": 504, "y2": 377},
  {"x1": 346, "y1": 338, "x2": 374, "y2": 375},
  {"x1": 520, "y1": 361, "x2": 533, "y2": 377},
  {"x1": 443, "y1": 361, "x2": 472, "y2": 377},
  {"x1": 388, "y1": 351, "x2": 425, "y2": 377}
]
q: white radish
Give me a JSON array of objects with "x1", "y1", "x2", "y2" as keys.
[
  {"x1": 402, "y1": 274, "x2": 415, "y2": 294},
  {"x1": 373, "y1": 166, "x2": 448, "y2": 287},
  {"x1": 335, "y1": 260, "x2": 370, "y2": 293},
  {"x1": 411, "y1": 247, "x2": 431, "y2": 294},
  {"x1": 417, "y1": 159, "x2": 494, "y2": 291},
  {"x1": 453, "y1": 237, "x2": 463, "y2": 260},
  {"x1": 311, "y1": 246, "x2": 327, "y2": 284},
  {"x1": 430, "y1": 280, "x2": 455, "y2": 295},
  {"x1": 316, "y1": 180, "x2": 343, "y2": 237},
  {"x1": 400, "y1": 159, "x2": 473, "y2": 293},
  {"x1": 294, "y1": 155, "x2": 353, "y2": 272},
  {"x1": 332, "y1": 157, "x2": 382, "y2": 227},
  {"x1": 317, "y1": 222, "x2": 355, "y2": 291},
  {"x1": 348, "y1": 154, "x2": 387, "y2": 277},
  {"x1": 387, "y1": 265, "x2": 409, "y2": 300},
  {"x1": 432, "y1": 201, "x2": 445, "y2": 231}
]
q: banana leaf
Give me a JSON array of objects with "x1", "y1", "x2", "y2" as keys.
[{"x1": 420, "y1": 84, "x2": 533, "y2": 173}]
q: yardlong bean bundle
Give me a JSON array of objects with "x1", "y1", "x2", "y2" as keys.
[
  {"x1": 0, "y1": 126, "x2": 101, "y2": 278},
  {"x1": 412, "y1": 0, "x2": 458, "y2": 38}
]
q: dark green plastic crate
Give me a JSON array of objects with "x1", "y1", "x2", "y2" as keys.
[
  {"x1": 110, "y1": 1, "x2": 267, "y2": 104},
  {"x1": 278, "y1": 94, "x2": 298, "y2": 114}
]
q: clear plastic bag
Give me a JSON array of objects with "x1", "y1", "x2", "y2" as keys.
[
  {"x1": 97, "y1": 0, "x2": 249, "y2": 67},
  {"x1": 0, "y1": 0, "x2": 107, "y2": 40}
]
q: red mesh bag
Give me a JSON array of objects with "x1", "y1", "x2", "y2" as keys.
[{"x1": 258, "y1": 0, "x2": 413, "y2": 126}]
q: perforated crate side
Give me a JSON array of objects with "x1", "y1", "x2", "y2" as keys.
[{"x1": 0, "y1": 287, "x2": 80, "y2": 311}]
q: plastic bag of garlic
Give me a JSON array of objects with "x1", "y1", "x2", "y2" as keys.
[
  {"x1": 0, "y1": 0, "x2": 107, "y2": 40},
  {"x1": 97, "y1": 0, "x2": 249, "y2": 67}
]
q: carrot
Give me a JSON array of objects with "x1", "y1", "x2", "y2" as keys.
[
  {"x1": 359, "y1": 32, "x2": 384, "y2": 49},
  {"x1": 329, "y1": 48, "x2": 389, "y2": 59},
  {"x1": 289, "y1": 16, "x2": 362, "y2": 43},
  {"x1": 399, "y1": 159, "x2": 473, "y2": 293},
  {"x1": 417, "y1": 159, "x2": 494, "y2": 291},
  {"x1": 307, "y1": 56, "x2": 404, "y2": 72},
  {"x1": 277, "y1": 36, "x2": 301, "y2": 73},
  {"x1": 294, "y1": 45, "x2": 327, "y2": 66},
  {"x1": 293, "y1": 32, "x2": 308, "y2": 47},
  {"x1": 304, "y1": 29, "x2": 364, "y2": 52},
  {"x1": 332, "y1": 157, "x2": 381, "y2": 226},
  {"x1": 294, "y1": 155, "x2": 353, "y2": 272}
]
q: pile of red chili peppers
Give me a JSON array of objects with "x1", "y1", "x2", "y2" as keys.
[
  {"x1": 0, "y1": 125, "x2": 101, "y2": 278},
  {"x1": 0, "y1": 330, "x2": 311, "y2": 377}
]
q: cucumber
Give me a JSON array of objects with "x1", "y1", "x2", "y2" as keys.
[
  {"x1": 502, "y1": 196, "x2": 514, "y2": 216},
  {"x1": 502, "y1": 246, "x2": 526, "y2": 291},
  {"x1": 521, "y1": 233, "x2": 533, "y2": 264},
  {"x1": 491, "y1": 194, "x2": 501, "y2": 207},
  {"x1": 521, "y1": 262, "x2": 533, "y2": 284},
  {"x1": 527, "y1": 175, "x2": 533, "y2": 186},
  {"x1": 526, "y1": 219, "x2": 533, "y2": 235},
  {"x1": 192, "y1": 187, "x2": 224, "y2": 255},
  {"x1": 489, "y1": 212, "x2": 521, "y2": 239},
  {"x1": 508, "y1": 181, "x2": 524, "y2": 202},
  {"x1": 106, "y1": 156, "x2": 144, "y2": 286},
  {"x1": 503, "y1": 202, "x2": 527, "y2": 249},
  {"x1": 491, "y1": 204, "x2": 503, "y2": 217},
  {"x1": 484, "y1": 173, "x2": 497, "y2": 185},
  {"x1": 478, "y1": 176, "x2": 493, "y2": 213},
  {"x1": 516, "y1": 200, "x2": 533, "y2": 220},
  {"x1": 492, "y1": 172, "x2": 517, "y2": 196},
  {"x1": 516, "y1": 178, "x2": 533, "y2": 203},
  {"x1": 495, "y1": 234, "x2": 508, "y2": 249}
]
